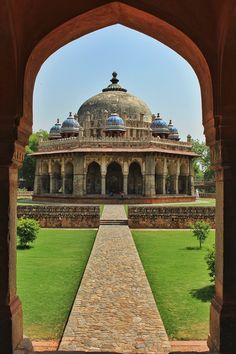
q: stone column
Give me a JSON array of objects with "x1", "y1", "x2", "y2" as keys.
[
  {"x1": 73, "y1": 155, "x2": 85, "y2": 196},
  {"x1": 172, "y1": 174, "x2": 179, "y2": 194},
  {"x1": 123, "y1": 174, "x2": 128, "y2": 195},
  {"x1": 188, "y1": 160, "x2": 194, "y2": 195},
  {"x1": 188, "y1": 174, "x2": 194, "y2": 195},
  {"x1": 144, "y1": 155, "x2": 155, "y2": 196},
  {"x1": 61, "y1": 172, "x2": 65, "y2": 194},
  {"x1": 61, "y1": 158, "x2": 65, "y2": 194},
  {"x1": 33, "y1": 159, "x2": 41, "y2": 194},
  {"x1": 48, "y1": 173, "x2": 52, "y2": 193},
  {"x1": 0, "y1": 146, "x2": 24, "y2": 353},
  {"x1": 48, "y1": 160, "x2": 53, "y2": 193},
  {"x1": 101, "y1": 174, "x2": 106, "y2": 195}
]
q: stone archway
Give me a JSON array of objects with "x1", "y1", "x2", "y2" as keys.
[
  {"x1": 128, "y1": 161, "x2": 143, "y2": 195},
  {"x1": 106, "y1": 162, "x2": 123, "y2": 194},
  {"x1": 86, "y1": 162, "x2": 101, "y2": 194},
  {"x1": 3, "y1": 2, "x2": 236, "y2": 353}
]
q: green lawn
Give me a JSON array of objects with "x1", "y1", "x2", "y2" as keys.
[
  {"x1": 17, "y1": 229, "x2": 96, "y2": 340},
  {"x1": 132, "y1": 229, "x2": 215, "y2": 340}
]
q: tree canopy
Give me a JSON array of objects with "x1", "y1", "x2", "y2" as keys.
[
  {"x1": 19, "y1": 130, "x2": 48, "y2": 190},
  {"x1": 191, "y1": 139, "x2": 214, "y2": 182}
]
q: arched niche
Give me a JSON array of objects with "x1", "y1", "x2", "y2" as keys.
[
  {"x1": 155, "y1": 160, "x2": 164, "y2": 194},
  {"x1": 128, "y1": 161, "x2": 143, "y2": 195},
  {"x1": 52, "y1": 161, "x2": 62, "y2": 193},
  {"x1": 65, "y1": 161, "x2": 74, "y2": 194},
  {"x1": 86, "y1": 162, "x2": 101, "y2": 194},
  {"x1": 179, "y1": 162, "x2": 189, "y2": 194},
  {"x1": 106, "y1": 162, "x2": 123, "y2": 194}
]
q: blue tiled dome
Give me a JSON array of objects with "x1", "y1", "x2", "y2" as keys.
[
  {"x1": 105, "y1": 113, "x2": 126, "y2": 131},
  {"x1": 49, "y1": 119, "x2": 62, "y2": 140},
  {"x1": 168, "y1": 120, "x2": 180, "y2": 140},
  {"x1": 151, "y1": 114, "x2": 170, "y2": 135},
  {"x1": 61, "y1": 112, "x2": 80, "y2": 136}
]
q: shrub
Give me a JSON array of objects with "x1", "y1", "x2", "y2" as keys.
[
  {"x1": 205, "y1": 247, "x2": 215, "y2": 283},
  {"x1": 190, "y1": 221, "x2": 210, "y2": 249},
  {"x1": 17, "y1": 218, "x2": 40, "y2": 248}
]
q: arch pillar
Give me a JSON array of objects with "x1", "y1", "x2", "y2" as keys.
[
  {"x1": 123, "y1": 174, "x2": 128, "y2": 195},
  {"x1": 0, "y1": 143, "x2": 25, "y2": 353},
  {"x1": 61, "y1": 157, "x2": 65, "y2": 194},
  {"x1": 101, "y1": 159, "x2": 107, "y2": 195},
  {"x1": 73, "y1": 155, "x2": 84, "y2": 196},
  {"x1": 123, "y1": 161, "x2": 129, "y2": 195},
  {"x1": 34, "y1": 159, "x2": 41, "y2": 194},
  {"x1": 144, "y1": 155, "x2": 155, "y2": 196},
  {"x1": 208, "y1": 137, "x2": 236, "y2": 354}
]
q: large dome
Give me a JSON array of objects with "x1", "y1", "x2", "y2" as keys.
[{"x1": 77, "y1": 72, "x2": 152, "y2": 124}]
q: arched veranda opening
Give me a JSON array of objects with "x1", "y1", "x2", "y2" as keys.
[
  {"x1": 15, "y1": 2, "x2": 217, "y2": 352},
  {"x1": 106, "y1": 162, "x2": 123, "y2": 194}
]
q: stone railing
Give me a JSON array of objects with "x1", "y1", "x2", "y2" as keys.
[
  {"x1": 17, "y1": 205, "x2": 100, "y2": 228},
  {"x1": 128, "y1": 206, "x2": 215, "y2": 228},
  {"x1": 37, "y1": 135, "x2": 192, "y2": 153}
]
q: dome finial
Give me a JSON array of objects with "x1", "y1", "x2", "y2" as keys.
[
  {"x1": 111, "y1": 72, "x2": 119, "y2": 84},
  {"x1": 57, "y1": 118, "x2": 60, "y2": 123}
]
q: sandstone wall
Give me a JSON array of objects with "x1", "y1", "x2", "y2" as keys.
[
  {"x1": 17, "y1": 205, "x2": 100, "y2": 228},
  {"x1": 128, "y1": 206, "x2": 215, "y2": 228}
]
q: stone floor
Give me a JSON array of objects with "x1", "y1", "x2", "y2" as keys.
[{"x1": 59, "y1": 205, "x2": 170, "y2": 353}]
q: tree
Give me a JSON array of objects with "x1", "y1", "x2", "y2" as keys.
[
  {"x1": 205, "y1": 246, "x2": 215, "y2": 283},
  {"x1": 191, "y1": 139, "x2": 214, "y2": 181},
  {"x1": 191, "y1": 139, "x2": 215, "y2": 192},
  {"x1": 191, "y1": 221, "x2": 210, "y2": 249},
  {"x1": 17, "y1": 218, "x2": 40, "y2": 248},
  {"x1": 19, "y1": 130, "x2": 48, "y2": 190}
]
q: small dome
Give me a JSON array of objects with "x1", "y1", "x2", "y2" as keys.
[
  {"x1": 61, "y1": 112, "x2": 80, "y2": 136},
  {"x1": 168, "y1": 120, "x2": 180, "y2": 140},
  {"x1": 49, "y1": 119, "x2": 62, "y2": 140},
  {"x1": 151, "y1": 114, "x2": 170, "y2": 135},
  {"x1": 104, "y1": 113, "x2": 126, "y2": 131}
]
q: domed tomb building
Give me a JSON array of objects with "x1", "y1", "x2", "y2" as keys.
[{"x1": 32, "y1": 73, "x2": 198, "y2": 202}]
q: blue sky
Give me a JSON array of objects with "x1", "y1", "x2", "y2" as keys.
[{"x1": 33, "y1": 24, "x2": 204, "y2": 141}]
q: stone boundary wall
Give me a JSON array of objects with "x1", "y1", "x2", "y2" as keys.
[
  {"x1": 199, "y1": 193, "x2": 216, "y2": 198},
  {"x1": 128, "y1": 206, "x2": 215, "y2": 228},
  {"x1": 17, "y1": 191, "x2": 33, "y2": 198},
  {"x1": 17, "y1": 205, "x2": 100, "y2": 228}
]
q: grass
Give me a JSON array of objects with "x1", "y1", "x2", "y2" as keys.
[
  {"x1": 132, "y1": 229, "x2": 215, "y2": 340},
  {"x1": 17, "y1": 229, "x2": 96, "y2": 340}
]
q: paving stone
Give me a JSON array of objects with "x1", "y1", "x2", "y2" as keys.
[{"x1": 59, "y1": 205, "x2": 170, "y2": 353}]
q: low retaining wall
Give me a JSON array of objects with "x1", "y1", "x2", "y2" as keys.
[
  {"x1": 128, "y1": 206, "x2": 215, "y2": 228},
  {"x1": 33, "y1": 194, "x2": 196, "y2": 204},
  {"x1": 17, "y1": 205, "x2": 100, "y2": 228}
]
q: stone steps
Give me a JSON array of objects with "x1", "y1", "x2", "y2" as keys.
[{"x1": 100, "y1": 219, "x2": 128, "y2": 225}]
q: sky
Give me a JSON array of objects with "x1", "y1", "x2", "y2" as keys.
[{"x1": 33, "y1": 24, "x2": 204, "y2": 141}]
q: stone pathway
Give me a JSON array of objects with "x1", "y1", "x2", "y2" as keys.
[{"x1": 59, "y1": 205, "x2": 170, "y2": 353}]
